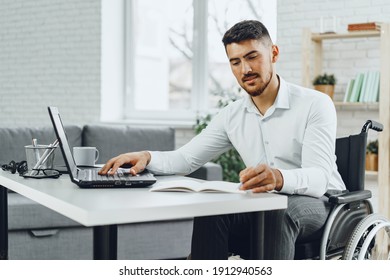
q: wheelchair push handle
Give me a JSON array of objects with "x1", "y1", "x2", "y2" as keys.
[{"x1": 361, "y1": 120, "x2": 383, "y2": 133}]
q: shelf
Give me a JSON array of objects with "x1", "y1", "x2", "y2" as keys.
[
  {"x1": 365, "y1": 170, "x2": 378, "y2": 180},
  {"x1": 311, "y1": 30, "x2": 381, "y2": 42},
  {"x1": 333, "y1": 102, "x2": 379, "y2": 110},
  {"x1": 303, "y1": 24, "x2": 390, "y2": 224},
  {"x1": 366, "y1": 170, "x2": 378, "y2": 176}
]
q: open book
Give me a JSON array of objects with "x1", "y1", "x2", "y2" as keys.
[{"x1": 150, "y1": 179, "x2": 245, "y2": 194}]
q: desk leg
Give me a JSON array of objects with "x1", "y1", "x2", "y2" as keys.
[
  {"x1": 93, "y1": 225, "x2": 118, "y2": 260},
  {"x1": 0, "y1": 185, "x2": 8, "y2": 260},
  {"x1": 249, "y1": 211, "x2": 264, "y2": 260}
]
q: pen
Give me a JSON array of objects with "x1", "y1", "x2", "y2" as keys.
[
  {"x1": 32, "y1": 138, "x2": 41, "y2": 163},
  {"x1": 31, "y1": 139, "x2": 59, "y2": 175}
]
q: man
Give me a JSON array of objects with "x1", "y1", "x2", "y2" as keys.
[{"x1": 99, "y1": 20, "x2": 346, "y2": 259}]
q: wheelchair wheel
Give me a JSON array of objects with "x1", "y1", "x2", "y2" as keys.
[{"x1": 343, "y1": 214, "x2": 390, "y2": 260}]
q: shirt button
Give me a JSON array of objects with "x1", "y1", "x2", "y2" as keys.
[
  {"x1": 270, "y1": 162, "x2": 274, "y2": 166},
  {"x1": 264, "y1": 141, "x2": 269, "y2": 145}
]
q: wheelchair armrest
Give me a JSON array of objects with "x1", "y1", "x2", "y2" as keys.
[{"x1": 328, "y1": 190, "x2": 372, "y2": 204}]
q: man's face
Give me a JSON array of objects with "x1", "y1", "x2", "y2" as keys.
[{"x1": 226, "y1": 39, "x2": 277, "y2": 97}]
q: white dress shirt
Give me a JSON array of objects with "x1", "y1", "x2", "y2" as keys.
[{"x1": 148, "y1": 77, "x2": 346, "y2": 198}]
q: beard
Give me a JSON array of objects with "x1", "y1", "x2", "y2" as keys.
[{"x1": 242, "y1": 69, "x2": 273, "y2": 97}]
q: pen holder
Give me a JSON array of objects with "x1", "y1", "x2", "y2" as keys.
[{"x1": 25, "y1": 144, "x2": 56, "y2": 171}]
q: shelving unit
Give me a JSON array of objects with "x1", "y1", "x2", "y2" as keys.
[
  {"x1": 302, "y1": 29, "x2": 382, "y2": 87},
  {"x1": 333, "y1": 102, "x2": 379, "y2": 110},
  {"x1": 366, "y1": 170, "x2": 379, "y2": 177},
  {"x1": 302, "y1": 24, "x2": 390, "y2": 254}
]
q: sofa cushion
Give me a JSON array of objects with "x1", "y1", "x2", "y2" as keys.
[
  {"x1": 0, "y1": 125, "x2": 82, "y2": 167},
  {"x1": 82, "y1": 124, "x2": 175, "y2": 163},
  {"x1": 7, "y1": 192, "x2": 82, "y2": 230},
  {"x1": 118, "y1": 219, "x2": 193, "y2": 260},
  {"x1": 9, "y1": 219, "x2": 193, "y2": 260},
  {"x1": 2, "y1": 124, "x2": 206, "y2": 260},
  {"x1": 9, "y1": 227, "x2": 93, "y2": 260},
  {"x1": 4, "y1": 124, "x2": 175, "y2": 230},
  {"x1": 0, "y1": 125, "x2": 81, "y2": 196}
]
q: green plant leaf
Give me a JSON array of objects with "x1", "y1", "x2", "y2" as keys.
[
  {"x1": 313, "y1": 73, "x2": 336, "y2": 85},
  {"x1": 366, "y1": 139, "x2": 378, "y2": 154}
]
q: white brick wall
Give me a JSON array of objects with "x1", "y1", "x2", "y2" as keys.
[
  {"x1": 277, "y1": 0, "x2": 389, "y2": 139},
  {"x1": 177, "y1": 0, "x2": 389, "y2": 147},
  {"x1": 0, "y1": 0, "x2": 101, "y2": 127},
  {"x1": 276, "y1": 0, "x2": 388, "y2": 210},
  {"x1": 0, "y1": 0, "x2": 387, "y2": 147},
  {"x1": 0, "y1": 0, "x2": 384, "y2": 209}
]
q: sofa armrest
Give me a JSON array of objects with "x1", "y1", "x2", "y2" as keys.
[{"x1": 186, "y1": 162, "x2": 223, "y2": 181}]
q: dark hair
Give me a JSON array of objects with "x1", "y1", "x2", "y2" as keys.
[{"x1": 222, "y1": 20, "x2": 272, "y2": 47}]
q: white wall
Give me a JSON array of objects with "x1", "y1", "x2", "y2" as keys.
[
  {"x1": 0, "y1": 0, "x2": 101, "y2": 127},
  {"x1": 275, "y1": 0, "x2": 390, "y2": 213},
  {"x1": 276, "y1": 0, "x2": 389, "y2": 140},
  {"x1": 178, "y1": 0, "x2": 390, "y2": 148},
  {"x1": 1, "y1": 0, "x2": 389, "y2": 153}
]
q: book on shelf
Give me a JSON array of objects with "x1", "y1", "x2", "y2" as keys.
[
  {"x1": 364, "y1": 71, "x2": 379, "y2": 102},
  {"x1": 358, "y1": 71, "x2": 370, "y2": 102},
  {"x1": 343, "y1": 79, "x2": 355, "y2": 102},
  {"x1": 348, "y1": 22, "x2": 382, "y2": 31},
  {"x1": 149, "y1": 179, "x2": 245, "y2": 194},
  {"x1": 343, "y1": 71, "x2": 380, "y2": 103},
  {"x1": 371, "y1": 71, "x2": 380, "y2": 102},
  {"x1": 348, "y1": 73, "x2": 364, "y2": 102},
  {"x1": 361, "y1": 71, "x2": 380, "y2": 102},
  {"x1": 359, "y1": 71, "x2": 379, "y2": 102}
]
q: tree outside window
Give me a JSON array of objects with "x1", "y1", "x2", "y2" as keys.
[{"x1": 125, "y1": 0, "x2": 276, "y2": 122}]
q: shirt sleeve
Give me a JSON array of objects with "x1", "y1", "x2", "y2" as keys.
[
  {"x1": 278, "y1": 94, "x2": 338, "y2": 198},
  {"x1": 147, "y1": 110, "x2": 233, "y2": 175}
]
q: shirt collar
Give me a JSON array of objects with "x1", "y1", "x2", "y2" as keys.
[{"x1": 243, "y1": 75, "x2": 290, "y2": 115}]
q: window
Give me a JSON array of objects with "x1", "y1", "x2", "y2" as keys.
[{"x1": 125, "y1": 0, "x2": 276, "y2": 123}]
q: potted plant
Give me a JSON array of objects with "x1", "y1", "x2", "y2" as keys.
[
  {"x1": 366, "y1": 139, "x2": 378, "y2": 171},
  {"x1": 313, "y1": 73, "x2": 336, "y2": 99}
]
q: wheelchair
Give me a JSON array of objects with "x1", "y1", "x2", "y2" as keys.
[{"x1": 294, "y1": 120, "x2": 390, "y2": 260}]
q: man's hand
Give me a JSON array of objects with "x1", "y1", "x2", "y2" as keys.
[
  {"x1": 239, "y1": 164, "x2": 283, "y2": 193},
  {"x1": 98, "y1": 151, "x2": 151, "y2": 176}
]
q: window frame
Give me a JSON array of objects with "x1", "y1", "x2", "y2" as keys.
[
  {"x1": 124, "y1": 0, "x2": 208, "y2": 124},
  {"x1": 123, "y1": 0, "x2": 276, "y2": 125}
]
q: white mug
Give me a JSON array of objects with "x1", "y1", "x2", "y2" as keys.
[{"x1": 73, "y1": 147, "x2": 99, "y2": 167}]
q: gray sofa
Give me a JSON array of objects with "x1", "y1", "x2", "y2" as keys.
[{"x1": 0, "y1": 124, "x2": 222, "y2": 259}]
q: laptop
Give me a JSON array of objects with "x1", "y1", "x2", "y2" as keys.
[{"x1": 48, "y1": 106, "x2": 157, "y2": 188}]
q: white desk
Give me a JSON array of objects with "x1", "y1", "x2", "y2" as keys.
[{"x1": 0, "y1": 170, "x2": 287, "y2": 259}]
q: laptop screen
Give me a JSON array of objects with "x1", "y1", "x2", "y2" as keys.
[{"x1": 48, "y1": 106, "x2": 79, "y2": 181}]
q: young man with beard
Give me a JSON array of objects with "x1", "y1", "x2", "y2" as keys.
[{"x1": 99, "y1": 20, "x2": 346, "y2": 259}]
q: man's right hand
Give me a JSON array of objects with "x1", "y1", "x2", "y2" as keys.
[{"x1": 98, "y1": 151, "x2": 151, "y2": 176}]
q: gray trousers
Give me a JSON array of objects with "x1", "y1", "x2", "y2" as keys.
[{"x1": 190, "y1": 195, "x2": 332, "y2": 260}]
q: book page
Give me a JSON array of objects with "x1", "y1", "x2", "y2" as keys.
[
  {"x1": 150, "y1": 180, "x2": 202, "y2": 192},
  {"x1": 150, "y1": 179, "x2": 244, "y2": 193},
  {"x1": 197, "y1": 181, "x2": 243, "y2": 193}
]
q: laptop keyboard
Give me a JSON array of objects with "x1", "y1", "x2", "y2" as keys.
[{"x1": 81, "y1": 169, "x2": 137, "y2": 182}]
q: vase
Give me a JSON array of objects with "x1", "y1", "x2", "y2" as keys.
[
  {"x1": 314, "y1": 85, "x2": 335, "y2": 99},
  {"x1": 365, "y1": 153, "x2": 378, "y2": 171}
]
